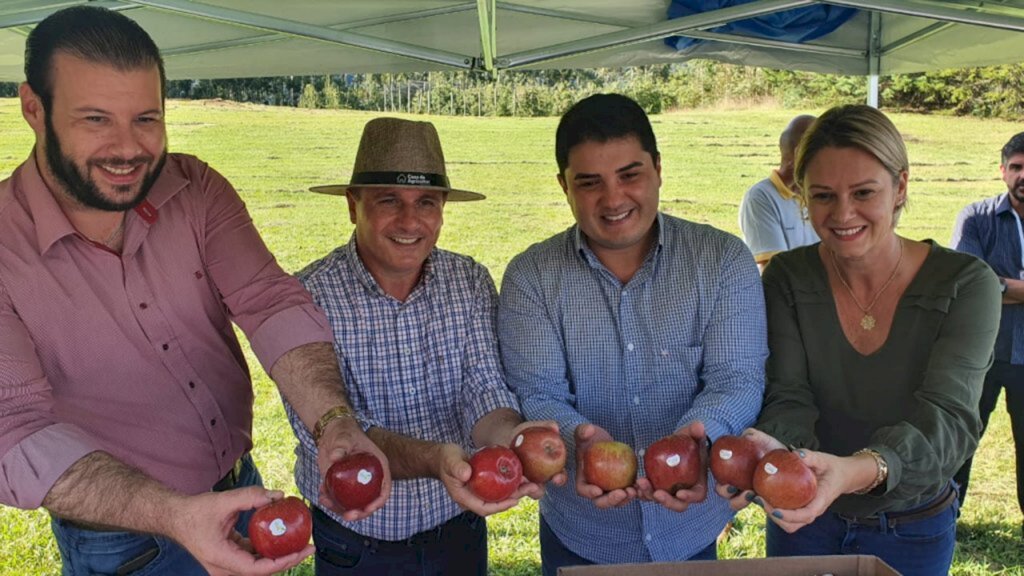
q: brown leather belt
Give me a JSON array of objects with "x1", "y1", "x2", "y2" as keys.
[{"x1": 839, "y1": 484, "x2": 957, "y2": 528}]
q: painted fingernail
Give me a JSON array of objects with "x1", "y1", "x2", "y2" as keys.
[
  {"x1": 797, "y1": 450, "x2": 806, "y2": 458},
  {"x1": 753, "y1": 496, "x2": 764, "y2": 507},
  {"x1": 726, "y1": 486, "x2": 738, "y2": 495},
  {"x1": 745, "y1": 492, "x2": 755, "y2": 502},
  {"x1": 772, "y1": 510, "x2": 783, "y2": 519}
]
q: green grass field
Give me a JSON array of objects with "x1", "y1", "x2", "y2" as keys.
[{"x1": 0, "y1": 98, "x2": 1021, "y2": 575}]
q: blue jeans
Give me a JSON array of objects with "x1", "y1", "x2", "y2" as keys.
[
  {"x1": 539, "y1": 513, "x2": 717, "y2": 576},
  {"x1": 311, "y1": 505, "x2": 487, "y2": 576},
  {"x1": 51, "y1": 453, "x2": 261, "y2": 576},
  {"x1": 765, "y1": 490, "x2": 958, "y2": 576}
]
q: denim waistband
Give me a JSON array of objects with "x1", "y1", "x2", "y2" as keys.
[{"x1": 837, "y1": 482, "x2": 957, "y2": 529}]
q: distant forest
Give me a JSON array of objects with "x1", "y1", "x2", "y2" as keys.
[{"x1": 3, "y1": 61, "x2": 1022, "y2": 118}]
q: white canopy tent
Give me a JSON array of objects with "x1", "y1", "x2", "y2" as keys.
[{"x1": 2, "y1": 0, "x2": 1024, "y2": 105}]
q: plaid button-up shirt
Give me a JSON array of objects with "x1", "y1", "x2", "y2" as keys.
[{"x1": 287, "y1": 238, "x2": 518, "y2": 541}]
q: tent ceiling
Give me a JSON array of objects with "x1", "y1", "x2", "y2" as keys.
[{"x1": 1, "y1": 0, "x2": 1024, "y2": 81}]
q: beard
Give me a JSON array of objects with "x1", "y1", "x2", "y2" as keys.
[
  {"x1": 44, "y1": 112, "x2": 166, "y2": 212},
  {"x1": 1010, "y1": 179, "x2": 1024, "y2": 204}
]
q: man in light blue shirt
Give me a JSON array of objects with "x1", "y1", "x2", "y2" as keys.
[
  {"x1": 739, "y1": 114, "x2": 819, "y2": 271},
  {"x1": 288, "y1": 118, "x2": 559, "y2": 576},
  {"x1": 498, "y1": 94, "x2": 767, "y2": 574}
]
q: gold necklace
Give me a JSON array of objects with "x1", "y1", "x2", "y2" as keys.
[{"x1": 829, "y1": 239, "x2": 904, "y2": 331}]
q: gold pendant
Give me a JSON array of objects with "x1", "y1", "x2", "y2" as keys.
[{"x1": 860, "y1": 314, "x2": 876, "y2": 330}]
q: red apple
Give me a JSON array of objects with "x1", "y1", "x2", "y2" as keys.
[
  {"x1": 468, "y1": 446, "x2": 523, "y2": 502},
  {"x1": 643, "y1": 434, "x2": 702, "y2": 494},
  {"x1": 709, "y1": 435, "x2": 764, "y2": 491},
  {"x1": 753, "y1": 448, "x2": 817, "y2": 509},
  {"x1": 248, "y1": 496, "x2": 312, "y2": 559},
  {"x1": 511, "y1": 427, "x2": 567, "y2": 483},
  {"x1": 325, "y1": 452, "x2": 384, "y2": 511},
  {"x1": 583, "y1": 441, "x2": 638, "y2": 492}
]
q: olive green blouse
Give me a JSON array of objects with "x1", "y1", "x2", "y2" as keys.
[{"x1": 756, "y1": 240, "x2": 1001, "y2": 516}]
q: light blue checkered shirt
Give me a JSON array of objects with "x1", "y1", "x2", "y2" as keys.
[
  {"x1": 288, "y1": 238, "x2": 519, "y2": 541},
  {"x1": 498, "y1": 213, "x2": 767, "y2": 564}
]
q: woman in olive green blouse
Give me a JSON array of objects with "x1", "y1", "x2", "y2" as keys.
[{"x1": 717, "y1": 105, "x2": 1001, "y2": 575}]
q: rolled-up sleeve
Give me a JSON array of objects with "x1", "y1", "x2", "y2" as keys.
[
  {"x1": 0, "y1": 283, "x2": 103, "y2": 508},
  {"x1": 192, "y1": 162, "x2": 333, "y2": 372}
]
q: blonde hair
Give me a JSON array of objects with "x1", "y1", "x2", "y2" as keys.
[{"x1": 795, "y1": 105, "x2": 909, "y2": 221}]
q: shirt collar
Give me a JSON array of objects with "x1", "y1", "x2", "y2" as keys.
[
  {"x1": 996, "y1": 192, "x2": 1016, "y2": 216},
  {"x1": 573, "y1": 212, "x2": 665, "y2": 273},
  {"x1": 769, "y1": 170, "x2": 798, "y2": 201},
  {"x1": 21, "y1": 151, "x2": 188, "y2": 255},
  {"x1": 344, "y1": 235, "x2": 436, "y2": 301}
]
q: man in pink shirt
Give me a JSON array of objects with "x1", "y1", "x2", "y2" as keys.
[{"x1": 0, "y1": 6, "x2": 390, "y2": 576}]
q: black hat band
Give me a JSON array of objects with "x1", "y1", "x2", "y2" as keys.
[{"x1": 350, "y1": 171, "x2": 450, "y2": 188}]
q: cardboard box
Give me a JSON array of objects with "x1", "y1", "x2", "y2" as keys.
[{"x1": 558, "y1": 555, "x2": 900, "y2": 576}]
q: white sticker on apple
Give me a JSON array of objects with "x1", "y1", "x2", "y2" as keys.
[
  {"x1": 719, "y1": 449, "x2": 734, "y2": 460},
  {"x1": 357, "y1": 469, "x2": 373, "y2": 485},
  {"x1": 764, "y1": 462, "x2": 779, "y2": 475},
  {"x1": 269, "y1": 518, "x2": 287, "y2": 536},
  {"x1": 666, "y1": 454, "x2": 681, "y2": 467},
  {"x1": 515, "y1": 434, "x2": 524, "y2": 447}
]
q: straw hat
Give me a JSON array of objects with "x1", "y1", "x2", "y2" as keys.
[{"x1": 310, "y1": 117, "x2": 484, "y2": 201}]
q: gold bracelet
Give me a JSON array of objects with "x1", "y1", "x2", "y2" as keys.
[
  {"x1": 312, "y1": 405, "x2": 356, "y2": 444},
  {"x1": 851, "y1": 448, "x2": 888, "y2": 495}
]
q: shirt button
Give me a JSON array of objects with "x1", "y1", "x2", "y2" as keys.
[
  {"x1": 645, "y1": 533, "x2": 652, "y2": 542},
  {"x1": 627, "y1": 343, "x2": 635, "y2": 352},
  {"x1": 210, "y1": 419, "x2": 217, "y2": 426},
  {"x1": 638, "y1": 448, "x2": 646, "y2": 457},
  {"x1": 139, "y1": 302, "x2": 148, "y2": 309},
  {"x1": 403, "y1": 347, "x2": 411, "y2": 355},
  {"x1": 188, "y1": 381, "x2": 196, "y2": 389},
  {"x1": 633, "y1": 396, "x2": 640, "y2": 405},
  {"x1": 162, "y1": 343, "x2": 169, "y2": 351}
]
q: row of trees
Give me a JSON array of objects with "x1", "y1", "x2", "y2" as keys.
[{"x1": 4, "y1": 61, "x2": 1022, "y2": 117}]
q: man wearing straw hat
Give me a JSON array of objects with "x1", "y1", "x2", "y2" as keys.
[{"x1": 289, "y1": 117, "x2": 564, "y2": 575}]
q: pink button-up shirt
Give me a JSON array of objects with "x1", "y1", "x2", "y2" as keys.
[{"x1": 0, "y1": 153, "x2": 332, "y2": 508}]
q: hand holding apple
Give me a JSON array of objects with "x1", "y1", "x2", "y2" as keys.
[
  {"x1": 753, "y1": 448, "x2": 818, "y2": 510},
  {"x1": 635, "y1": 421, "x2": 709, "y2": 512},
  {"x1": 468, "y1": 446, "x2": 524, "y2": 502},
  {"x1": 315, "y1": 416, "x2": 392, "y2": 521},
  {"x1": 166, "y1": 487, "x2": 313, "y2": 575},
  {"x1": 325, "y1": 452, "x2": 384, "y2": 511},
  {"x1": 760, "y1": 448, "x2": 876, "y2": 534},
  {"x1": 709, "y1": 434, "x2": 764, "y2": 492},
  {"x1": 436, "y1": 443, "x2": 524, "y2": 517},
  {"x1": 248, "y1": 496, "x2": 313, "y2": 560},
  {"x1": 574, "y1": 424, "x2": 638, "y2": 508},
  {"x1": 511, "y1": 425, "x2": 567, "y2": 484},
  {"x1": 712, "y1": 428, "x2": 785, "y2": 510}
]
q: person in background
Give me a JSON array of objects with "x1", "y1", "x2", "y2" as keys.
[
  {"x1": 952, "y1": 131, "x2": 1024, "y2": 538},
  {"x1": 739, "y1": 114, "x2": 819, "y2": 272},
  {"x1": 499, "y1": 93, "x2": 766, "y2": 575},
  {"x1": 0, "y1": 6, "x2": 390, "y2": 576},
  {"x1": 292, "y1": 117, "x2": 562, "y2": 575},
  {"x1": 720, "y1": 105, "x2": 1000, "y2": 576}
]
